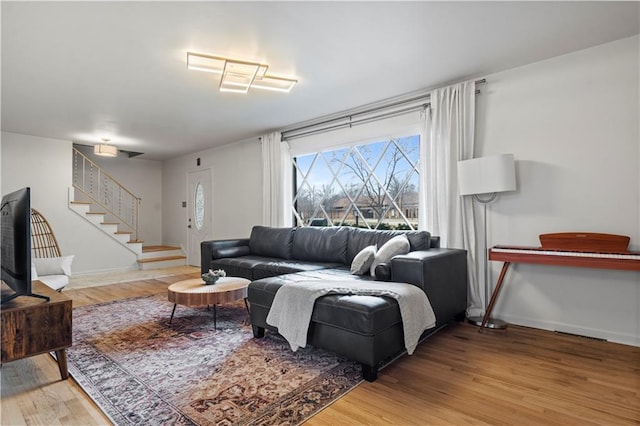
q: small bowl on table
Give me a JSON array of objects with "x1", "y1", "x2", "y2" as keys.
[
  {"x1": 201, "y1": 269, "x2": 226, "y2": 285},
  {"x1": 202, "y1": 276, "x2": 220, "y2": 285}
]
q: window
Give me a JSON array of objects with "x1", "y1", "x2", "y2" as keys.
[
  {"x1": 193, "y1": 182, "x2": 205, "y2": 231},
  {"x1": 292, "y1": 135, "x2": 420, "y2": 230}
]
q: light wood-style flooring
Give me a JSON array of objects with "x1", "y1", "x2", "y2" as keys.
[{"x1": 2, "y1": 270, "x2": 639, "y2": 425}]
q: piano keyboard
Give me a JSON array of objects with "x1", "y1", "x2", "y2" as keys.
[
  {"x1": 478, "y1": 235, "x2": 640, "y2": 331},
  {"x1": 489, "y1": 246, "x2": 640, "y2": 271},
  {"x1": 491, "y1": 246, "x2": 640, "y2": 260}
]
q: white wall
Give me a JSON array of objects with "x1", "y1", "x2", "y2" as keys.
[
  {"x1": 161, "y1": 36, "x2": 639, "y2": 346},
  {"x1": 1, "y1": 132, "x2": 139, "y2": 274},
  {"x1": 162, "y1": 137, "x2": 263, "y2": 259},
  {"x1": 476, "y1": 35, "x2": 639, "y2": 345},
  {"x1": 74, "y1": 145, "x2": 163, "y2": 245}
]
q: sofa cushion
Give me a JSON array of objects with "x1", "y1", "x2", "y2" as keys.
[
  {"x1": 212, "y1": 245, "x2": 251, "y2": 259},
  {"x1": 370, "y1": 235, "x2": 410, "y2": 276},
  {"x1": 248, "y1": 271, "x2": 401, "y2": 336},
  {"x1": 249, "y1": 226, "x2": 294, "y2": 259},
  {"x1": 291, "y1": 226, "x2": 349, "y2": 264},
  {"x1": 253, "y1": 260, "x2": 342, "y2": 280},
  {"x1": 312, "y1": 294, "x2": 402, "y2": 336},
  {"x1": 347, "y1": 228, "x2": 431, "y2": 264},
  {"x1": 350, "y1": 245, "x2": 377, "y2": 275},
  {"x1": 210, "y1": 255, "x2": 280, "y2": 280},
  {"x1": 210, "y1": 255, "x2": 340, "y2": 281}
]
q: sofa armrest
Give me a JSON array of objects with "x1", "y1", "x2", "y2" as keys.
[
  {"x1": 390, "y1": 248, "x2": 467, "y2": 326},
  {"x1": 373, "y1": 263, "x2": 392, "y2": 281},
  {"x1": 430, "y1": 236, "x2": 441, "y2": 248},
  {"x1": 200, "y1": 238, "x2": 250, "y2": 274}
]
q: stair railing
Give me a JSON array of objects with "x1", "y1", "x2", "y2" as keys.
[{"x1": 72, "y1": 147, "x2": 141, "y2": 241}]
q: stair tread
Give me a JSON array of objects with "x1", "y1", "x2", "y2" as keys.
[
  {"x1": 114, "y1": 231, "x2": 133, "y2": 235},
  {"x1": 128, "y1": 240, "x2": 144, "y2": 244},
  {"x1": 86, "y1": 212, "x2": 106, "y2": 215},
  {"x1": 70, "y1": 201, "x2": 92, "y2": 205},
  {"x1": 142, "y1": 245, "x2": 181, "y2": 252},
  {"x1": 138, "y1": 255, "x2": 187, "y2": 263},
  {"x1": 101, "y1": 222, "x2": 120, "y2": 225}
]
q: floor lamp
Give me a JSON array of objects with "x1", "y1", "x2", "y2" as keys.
[{"x1": 458, "y1": 154, "x2": 517, "y2": 329}]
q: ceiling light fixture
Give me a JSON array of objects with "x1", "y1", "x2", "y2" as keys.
[
  {"x1": 94, "y1": 138, "x2": 118, "y2": 157},
  {"x1": 187, "y1": 52, "x2": 297, "y2": 94}
]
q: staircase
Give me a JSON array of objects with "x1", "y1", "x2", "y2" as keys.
[
  {"x1": 69, "y1": 198, "x2": 187, "y2": 270},
  {"x1": 70, "y1": 147, "x2": 187, "y2": 270},
  {"x1": 137, "y1": 245, "x2": 189, "y2": 270}
]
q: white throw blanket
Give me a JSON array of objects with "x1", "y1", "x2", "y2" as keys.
[{"x1": 266, "y1": 280, "x2": 436, "y2": 355}]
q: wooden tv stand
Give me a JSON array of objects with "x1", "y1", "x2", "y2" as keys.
[{"x1": 1, "y1": 280, "x2": 72, "y2": 380}]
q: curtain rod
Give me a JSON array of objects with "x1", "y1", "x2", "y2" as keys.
[
  {"x1": 281, "y1": 78, "x2": 486, "y2": 141},
  {"x1": 284, "y1": 104, "x2": 428, "y2": 141}
]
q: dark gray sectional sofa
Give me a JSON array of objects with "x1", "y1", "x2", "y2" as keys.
[{"x1": 201, "y1": 225, "x2": 467, "y2": 381}]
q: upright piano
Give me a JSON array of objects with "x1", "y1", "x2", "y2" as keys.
[{"x1": 480, "y1": 232, "x2": 640, "y2": 331}]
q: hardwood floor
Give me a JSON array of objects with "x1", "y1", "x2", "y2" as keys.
[
  {"x1": 2, "y1": 271, "x2": 639, "y2": 425},
  {"x1": 309, "y1": 324, "x2": 640, "y2": 425},
  {"x1": 0, "y1": 272, "x2": 198, "y2": 426}
]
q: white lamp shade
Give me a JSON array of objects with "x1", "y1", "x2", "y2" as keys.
[{"x1": 458, "y1": 154, "x2": 516, "y2": 196}]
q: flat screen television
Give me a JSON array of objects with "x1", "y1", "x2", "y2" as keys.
[{"x1": 1, "y1": 187, "x2": 49, "y2": 304}]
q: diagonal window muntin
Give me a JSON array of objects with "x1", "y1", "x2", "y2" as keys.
[{"x1": 292, "y1": 135, "x2": 420, "y2": 230}]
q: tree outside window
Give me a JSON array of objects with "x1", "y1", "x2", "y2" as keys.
[{"x1": 293, "y1": 135, "x2": 420, "y2": 230}]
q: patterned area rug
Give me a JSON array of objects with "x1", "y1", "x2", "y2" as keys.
[{"x1": 67, "y1": 294, "x2": 362, "y2": 425}]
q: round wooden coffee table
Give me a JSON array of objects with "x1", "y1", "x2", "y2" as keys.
[{"x1": 167, "y1": 277, "x2": 250, "y2": 328}]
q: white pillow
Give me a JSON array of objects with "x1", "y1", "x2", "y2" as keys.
[
  {"x1": 370, "y1": 235, "x2": 410, "y2": 276},
  {"x1": 350, "y1": 245, "x2": 377, "y2": 275},
  {"x1": 33, "y1": 255, "x2": 74, "y2": 277},
  {"x1": 31, "y1": 262, "x2": 39, "y2": 280},
  {"x1": 39, "y1": 275, "x2": 69, "y2": 292}
]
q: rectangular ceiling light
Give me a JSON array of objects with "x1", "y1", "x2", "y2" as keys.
[
  {"x1": 187, "y1": 51, "x2": 296, "y2": 94},
  {"x1": 186, "y1": 52, "x2": 226, "y2": 74},
  {"x1": 219, "y1": 60, "x2": 261, "y2": 94},
  {"x1": 252, "y1": 75, "x2": 297, "y2": 93}
]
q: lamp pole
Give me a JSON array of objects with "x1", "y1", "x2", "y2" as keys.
[{"x1": 466, "y1": 192, "x2": 507, "y2": 329}]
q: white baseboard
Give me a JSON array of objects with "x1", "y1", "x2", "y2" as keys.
[
  {"x1": 71, "y1": 265, "x2": 140, "y2": 277},
  {"x1": 66, "y1": 265, "x2": 197, "y2": 290},
  {"x1": 499, "y1": 313, "x2": 640, "y2": 347}
]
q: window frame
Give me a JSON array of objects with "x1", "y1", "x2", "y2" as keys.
[{"x1": 291, "y1": 133, "x2": 421, "y2": 230}]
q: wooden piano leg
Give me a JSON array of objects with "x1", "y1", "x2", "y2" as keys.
[{"x1": 480, "y1": 261, "x2": 511, "y2": 333}]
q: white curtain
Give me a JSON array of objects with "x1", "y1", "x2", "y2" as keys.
[
  {"x1": 422, "y1": 81, "x2": 481, "y2": 317},
  {"x1": 261, "y1": 132, "x2": 292, "y2": 227}
]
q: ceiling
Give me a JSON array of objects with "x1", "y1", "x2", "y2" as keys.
[{"x1": 2, "y1": 2, "x2": 638, "y2": 160}]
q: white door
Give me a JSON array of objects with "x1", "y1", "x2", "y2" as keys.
[{"x1": 187, "y1": 168, "x2": 212, "y2": 266}]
